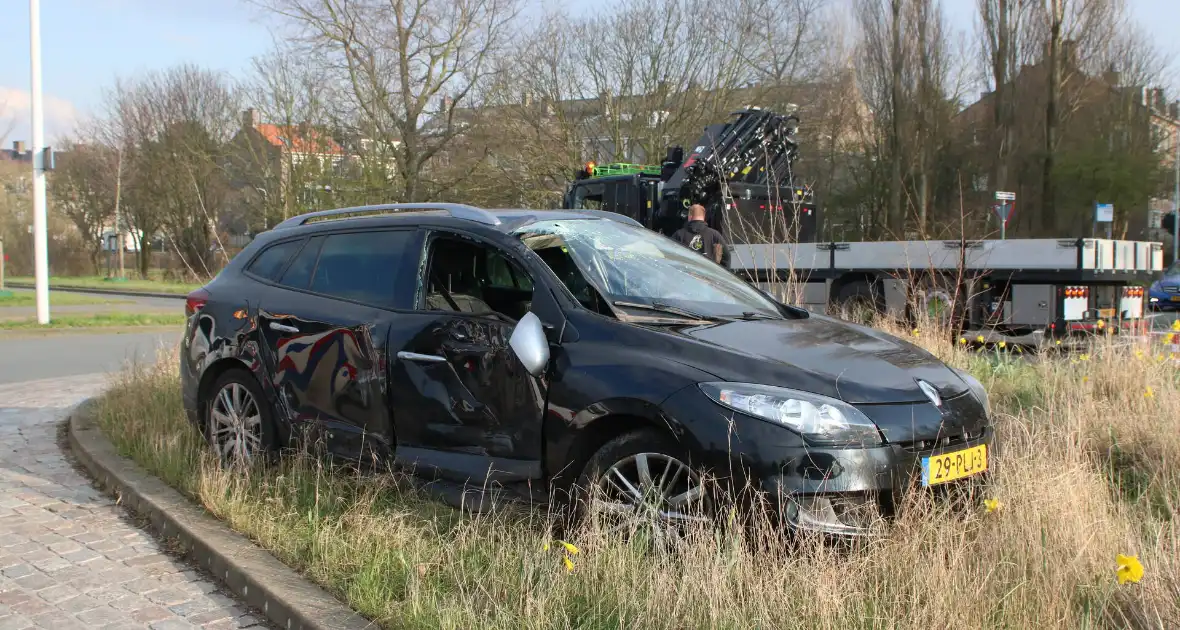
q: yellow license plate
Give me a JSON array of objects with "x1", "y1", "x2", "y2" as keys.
[
  {"x1": 1097, "y1": 308, "x2": 1116, "y2": 318},
  {"x1": 1170, "y1": 296, "x2": 1180, "y2": 302},
  {"x1": 922, "y1": 444, "x2": 988, "y2": 486}
]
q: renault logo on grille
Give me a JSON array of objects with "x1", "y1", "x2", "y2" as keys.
[{"x1": 917, "y1": 380, "x2": 942, "y2": 407}]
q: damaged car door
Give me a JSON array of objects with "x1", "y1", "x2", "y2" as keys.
[{"x1": 388, "y1": 229, "x2": 548, "y2": 483}]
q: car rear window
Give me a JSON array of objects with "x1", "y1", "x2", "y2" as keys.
[
  {"x1": 308, "y1": 231, "x2": 411, "y2": 307},
  {"x1": 246, "y1": 239, "x2": 303, "y2": 282}
]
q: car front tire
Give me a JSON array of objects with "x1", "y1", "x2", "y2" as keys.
[{"x1": 573, "y1": 429, "x2": 713, "y2": 539}]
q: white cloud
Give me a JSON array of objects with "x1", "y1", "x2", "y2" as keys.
[{"x1": 0, "y1": 86, "x2": 80, "y2": 145}]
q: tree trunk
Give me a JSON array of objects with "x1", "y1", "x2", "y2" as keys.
[
  {"x1": 1042, "y1": 0, "x2": 1063, "y2": 235},
  {"x1": 137, "y1": 235, "x2": 151, "y2": 279},
  {"x1": 889, "y1": 0, "x2": 905, "y2": 235},
  {"x1": 991, "y1": 0, "x2": 1010, "y2": 198},
  {"x1": 918, "y1": 163, "x2": 929, "y2": 235}
]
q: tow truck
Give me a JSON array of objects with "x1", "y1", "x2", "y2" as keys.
[{"x1": 562, "y1": 107, "x2": 1163, "y2": 347}]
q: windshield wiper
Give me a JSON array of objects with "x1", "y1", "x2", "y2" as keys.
[
  {"x1": 738, "y1": 311, "x2": 781, "y2": 320},
  {"x1": 611, "y1": 300, "x2": 729, "y2": 322}
]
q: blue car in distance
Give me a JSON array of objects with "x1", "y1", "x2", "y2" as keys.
[{"x1": 1148, "y1": 261, "x2": 1180, "y2": 310}]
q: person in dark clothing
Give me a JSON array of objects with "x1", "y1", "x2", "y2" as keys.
[{"x1": 672, "y1": 204, "x2": 729, "y2": 265}]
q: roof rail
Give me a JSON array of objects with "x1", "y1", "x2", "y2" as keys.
[{"x1": 273, "y1": 203, "x2": 501, "y2": 230}]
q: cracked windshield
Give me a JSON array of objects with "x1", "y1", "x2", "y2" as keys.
[{"x1": 517, "y1": 219, "x2": 782, "y2": 319}]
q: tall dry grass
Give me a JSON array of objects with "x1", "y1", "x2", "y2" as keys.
[{"x1": 93, "y1": 327, "x2": 1180, "y2": 629}]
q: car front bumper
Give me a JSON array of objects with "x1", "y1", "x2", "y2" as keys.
[
  {"x1": 1148, "y1": 288, "x2": 1180, "y2": 309},
  {"x1": 660, "y1": 385, "x2": 994, "y2": 537}
]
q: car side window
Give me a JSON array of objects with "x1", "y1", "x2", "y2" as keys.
[
  {"x1": 307, "y1": 231, "x2": 411, "y2": 307},
  {"x1": 485, "y1": 249, "x2": 534, "y2": 291},
  {"x1": 246, "y1": 239, "x2": 302, "y2": 282},
  {"x1": 423, "y1": 235, "x2": 534, "y2": 321},
  {"x1": 278, "y1": 236, "x2": 324, "y2": 290}
]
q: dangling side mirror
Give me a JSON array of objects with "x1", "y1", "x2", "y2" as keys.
[{"x1": 509, "y1": 312, "x2": 551, "y2": 377}]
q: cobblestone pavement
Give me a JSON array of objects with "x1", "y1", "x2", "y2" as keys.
[{"x1": 0, "y1": 375, "x2": 269, "y2": 630}]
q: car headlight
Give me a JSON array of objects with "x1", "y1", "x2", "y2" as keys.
[
  {"x1": 698, "y1": 382, "x2": 883, "y2": 446},
  {"x1": 953, "y1": 368, "x2": 990, "y2": 416}
]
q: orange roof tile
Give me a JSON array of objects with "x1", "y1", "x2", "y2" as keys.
[{"x1": 255, "y1": 123, "x2": 346, "y2": 155}]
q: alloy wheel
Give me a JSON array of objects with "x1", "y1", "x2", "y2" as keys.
[
  {"x1": 593, "y1": 452, "x2": 712, "y2": 542},
  {"x1": 208, "y1": 382, "x2": 263, "y2": 466}
]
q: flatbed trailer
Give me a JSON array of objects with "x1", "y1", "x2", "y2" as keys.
[
  {"x1": 732, "y1": 237, "x2": 1163, "y2": 346},
  {"x1": 561, "y1": 107, "x2": 1164, "y2": 345}
]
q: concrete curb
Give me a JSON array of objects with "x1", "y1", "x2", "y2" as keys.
[
  {"x1": 6, "y1": 282, "x2": 186, "y2": 300},
  {"x1": 67, "y1": 400, "x2": 375, "y2": 630}
]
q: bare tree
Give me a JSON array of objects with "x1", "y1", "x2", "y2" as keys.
[
  {"x1": 94, "y1": 65, "x2": 239, "y2": 278},
  {"x1": 977, "y1": 0, "x2": 1038, "y2": 201},
  {"x1": 854, "y1": 0, "x2": 908, "y2": 235},
  {"x1": 264, "y1": 0, "x2": 521, "y2": 202},
  {"x1": 49, "y1": 140, "x2": 119, "y2": 272},
  {"x1": 1040, "y1": 0, "x2": 1064, "y2": 232}
]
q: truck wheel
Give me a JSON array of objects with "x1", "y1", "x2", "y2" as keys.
[{"x1": 834, "y1": 281, "x2": 882, "y2": 324}]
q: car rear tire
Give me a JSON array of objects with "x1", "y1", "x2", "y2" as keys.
[
  {"x1": 573, "y1": 429, "x2": 713, "y2": 540},
  {"x1": 203, "y1": 369, "x2": 277, "y2": 467}
]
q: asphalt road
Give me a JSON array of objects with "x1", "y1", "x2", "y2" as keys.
[
  {"x1": 0, "y1": 289, "x2": 181, "y2": 384},
  {"x1": 0, "y1": 330, "x2": 178, "y2": 385}
]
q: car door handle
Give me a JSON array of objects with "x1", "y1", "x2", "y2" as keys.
[
  {"x1": 269, "y1": 322, "x2": 300, "y2": 333},
  {"x1": 397, "y1": 351, "x2": 448, "y2": 363}
]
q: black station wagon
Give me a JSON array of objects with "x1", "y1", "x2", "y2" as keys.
[{"x1": 181, "y1": 203, "x2": 992, "y2": 536}]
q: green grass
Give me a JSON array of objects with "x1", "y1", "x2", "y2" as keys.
[
  {"x1": 93, "y1": 333, "x2": 1180, "y2": 629},
  {"x1": 6, "y1": 275, "x2": 202, "y2": 294},
  {"x1": 0, "y1": 291, "x2": 131, "y2": 307},
  {"x1": 0, "y1": 312, "x2": 186, "y2": 329}
]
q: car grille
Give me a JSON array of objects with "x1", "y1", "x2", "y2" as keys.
[
  {"x1": 1164, "y1": 285, "x2": 1180, "y2": 294},
  {"x1": 901, "y1": 428, "x2": 986, "y2": 453}
]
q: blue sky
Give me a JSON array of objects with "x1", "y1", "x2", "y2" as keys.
[{"x1": 1, "y1": 0, "x2": 1177, "y2": 144}]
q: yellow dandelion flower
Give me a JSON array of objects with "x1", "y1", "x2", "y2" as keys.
[
  {"x1": 912, "y1": 328, "x2": 920, "y2": 337},
  {"x1": 976, "y1": 335, "x2": 985, "y2": 343},
  {"x1": 1167, "y1": 334, "x2": 1177, "y2": 345},
  {"x1": 563, "y1": 556, "x2": 575, "y2": 572},
  {"x1": 983, "y1": 498, "x2": 1003, "y2": 514},
  {"x1": 1172, "y1": 319, "x2": 1180, "y2": 332},
  {"x1": 1145, "y1": 387, "x2": 1154, "y2": 398},
  {"x1": 1116, "y1": 554, "x2": 1144, "y2": 585},
  {"x1": 1096, "y1": 319, "x2": 1105, "y2": 330},
  {"x1": 958, "y1": 337, "x2": 967, "y2": 345},
  {"x1": 1082, "y1": 376, "x2": 1089, "y2": 384},
  {"x1": 542, "y1": 542, "x2": 550, "y2": 552},
  {"x1": 998, "y1": 341, "x2": 1006, "y2": 349},
  {"x1": 560, "y1": 541, "x2": 580, "y2": 555},
  {"x1": 1135, "y1": 350, "x2": 1145, "y2": 360},
  {"x1": 1079, "y1": 353, "x2": 1090, "y2": 361},
  {"x1": 1055, "y1": 339, "x2": 1062, "y2": 346}
]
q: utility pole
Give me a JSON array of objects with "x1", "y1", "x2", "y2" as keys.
[{"x1": 29, "y1": 0, "x2": 49, "y2": 324}]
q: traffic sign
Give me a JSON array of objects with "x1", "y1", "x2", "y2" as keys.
[
  {"x1": 1095, "y1": 203, "x2": 1114, "y2": 223},
  {"x1": 995, "y1": 191, "x2": 1015, "y2": 201},
  {"x1": 993, "y1": 201, "x2": 1015, "y2": 223}
]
